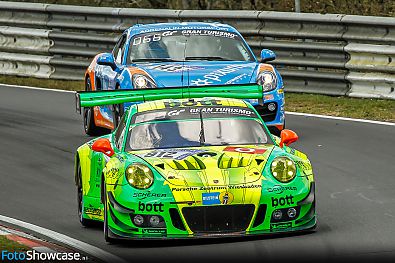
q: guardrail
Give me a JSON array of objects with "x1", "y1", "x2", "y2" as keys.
[{"x1": 0, "y1": 1, "x2": 394, "y2": 99}]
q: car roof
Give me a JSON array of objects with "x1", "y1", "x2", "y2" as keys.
[
  {"x1": 127, "y1": 22, "x2": 239, "y2": 36},
  {"x1": 135, "y1": 97, "x2": 252, "y2": 113}
]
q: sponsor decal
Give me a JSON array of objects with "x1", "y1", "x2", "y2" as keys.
[
  {"x1": 147, "y1": 64, "x2": 204, "y2": 73},
  {"x1": 167, "y1": 109, "x2": 186, "y2": 117},
  {"x1": 264, "y1": 94, "x2": 274, "y2": 100},
  {"x1": 270, "y1": 222, "x2": 292, "y2": 231},
  {"x1": 142, "y1": 229, "x2": 167, "y2": 235},
  {"x1": 223, "y1": 146, "x2": 267, "y2": 154},
  {"x1": 84, "y1": 206, "x2": 103, "y2": 216},
  {"x1": 106, "y1": 167, "x2": 119, "y2": 179},
  {"x1": 138, "y1": 201, "x2": 164, "y2": 212},
  {"x1": 189, "y1": 107, "x2": 254, "y2": 117},
  {"x1": 225, "y1": 73, "x2": 248, "y2": 84},
  {"x1": 295, "y1": 160, "x2": 312, "y2": 171},
  {"x1": 190, "y1": 78, "x2": 214, "y2": 86},
  {"x1": 139, "y1": 25, "x2": 231, "y2": 34},
  {"x1": 164, "y1": 99, "x2": 222, "y2": 108},
  {"x1": 267, "y1": 185, "x2": 297, "y2": 194},
  {"x1": 202, "y1": 192, "x2": 221, "y2": 205},
  {"x1": 190, "y1": 64, "x2": 250, "y2": 86},
  {"x1": 133, "y1": 192, "x2": 167, "y2": 200},
  {"x1": 139, "y1": 149, "x2": 204, "y2": 160},
  {"x1": 219, "y1": 191, "x2": 234, "y2": 204},
  {"x1": 171, "y1": 184, "x2": 262, "y2": 192},
  {"x1": 271, "y1": 195, "x2": 294, "y2": 207},
  {"x1": 181, "y1": 29, "x2": 236, "y2": 39},
  {"x1": 202, "y1": 191, "x2": 234, "y2": 205}
]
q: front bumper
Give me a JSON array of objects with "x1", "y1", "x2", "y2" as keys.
[
  {"x1": 105, "y1": 182, "x2": 316, "y2": 240},
  {"x1": 247, "y1": 89, "x2": 285, "y2": 128}
]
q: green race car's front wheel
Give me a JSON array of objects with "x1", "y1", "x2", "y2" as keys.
[
  {"x1": 103, "y1": 184, "x2": 117, "y2": 243},
  {"x1": 77, "y1": 165, "x2": 96, "y2": 227}
]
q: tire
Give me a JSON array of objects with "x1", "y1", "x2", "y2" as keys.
[
  {"x1": 268, "y1": 120, "x2": 285, "y2": 137},
  {"x1": 77, "y1": 165, "x2": 96, "y2": 227},
  {"x1": 112, "y1": 85, "x2": 124, "y2": 130},
  {"x1": 83, "y1": 78, "x2": 109, "y2": 136},
  {"x1": 103, "y1": 184, "x2": 117, "y2": 243}
]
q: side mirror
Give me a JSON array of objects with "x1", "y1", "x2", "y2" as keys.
[
  {"x1": 279, "y1": 129, "x2": 298, "y2": 148},
  {"x1": 260, "y1": 49, "x2": 276, "y2": 63},
  {"x1": 92, "y1": 138, "x2": 114, "y2": 157},
  {"x1": 97, "y1": 53, "x2": 116, "y2": 70}
]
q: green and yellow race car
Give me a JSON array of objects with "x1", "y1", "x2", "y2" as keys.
[{"x1": 74, "y1": 85, "x2": 315, "y2": 242}]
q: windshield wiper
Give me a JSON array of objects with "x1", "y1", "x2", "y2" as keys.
[
  {"x1": 131, "y1": 58, "x2": 182, "y2": 63},
  {"x1": 199, "y1": 109, "x2": 205, "y2": 146},
  {"x1": 184, "y1": 56, "x2": 233, "y2": 61}
]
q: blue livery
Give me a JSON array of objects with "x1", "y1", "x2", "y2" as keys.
[{"x1": 83, "y1": 22, "x2": 285, "y2": 136}]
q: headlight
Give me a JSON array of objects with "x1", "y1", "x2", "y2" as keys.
[
  {"x1": 257, "y1": 71, "x2": 276, "y2": 92},
  {"x1": 133, "y1": 74, "x2": 156, "y2": 89},
  {"x1": 270, "y1": 157, "x2": 296, "y2": 183},
  {"x1": 125, "y1": 163, "x2": 154, "y2": 189}
]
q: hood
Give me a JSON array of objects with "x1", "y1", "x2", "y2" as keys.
[
  {"x1": 131, "y1": 145, "x2": 274, "y2": 188},
  {"x1": 135, "y1": 61, "x2": 259, "y2": 87}
]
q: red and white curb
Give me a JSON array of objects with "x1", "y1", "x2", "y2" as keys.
[
  {"x1": 0, "y1": 224, "x2": 73, "y2": 254},
  {"x1": 0, "y1": 215, "x2": 126, "y2": 263}
]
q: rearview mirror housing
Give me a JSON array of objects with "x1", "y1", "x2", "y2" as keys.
[
  {"x1": 279, "y1": 129, "x2": 298, "y2": 148},
  {"x1": 97, "y1": 53, "x2": 116, "y2": 70},
  {"x1": 260, "y1": 49, "x2": 276, "y2": 63},
  {"x1": 92, "y1": 138, "x2": 114, "y2": 157}
]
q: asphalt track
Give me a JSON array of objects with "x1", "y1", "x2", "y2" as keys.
[{"x1": 0, "y1": 84, "x2": 394, "y2": 263}]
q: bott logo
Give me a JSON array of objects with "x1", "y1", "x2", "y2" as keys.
[
  {"x1": 271, "y1": 195, "x2": 294, "y2": 207},
  {"x1": 138, "y1": 201, "x2": 164, "y2": 212}
]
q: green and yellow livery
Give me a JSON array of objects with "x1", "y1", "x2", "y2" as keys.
[{"x1": 74, "y1": 84, "x2": 315, "y2": 242}]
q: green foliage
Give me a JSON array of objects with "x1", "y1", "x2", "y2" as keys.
[{"x1": 0, "y1": 236, "x2": 29, "y2": 251}]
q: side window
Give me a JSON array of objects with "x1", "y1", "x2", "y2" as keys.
[
  {"x1": 112, "y1": 35, "x2": 127, "y2": 65},
  {"x1": 114, "y1": 114, "x2": 127, "y2": 150}
]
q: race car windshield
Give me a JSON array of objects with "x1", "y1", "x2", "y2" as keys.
[
  {"x1": 128, "y1": 29, "x2": 254, "y2": 63},
  {"x1": 126, "y1": 119, "x2": 270, "y2": 151}
]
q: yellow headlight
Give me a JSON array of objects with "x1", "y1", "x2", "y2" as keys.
[
  {"x1": 125, "y1": 163, "x2": 154, "y2": 189},
  {"x1": 270, "y1": 157, "x2": 296, "y2": 183}
]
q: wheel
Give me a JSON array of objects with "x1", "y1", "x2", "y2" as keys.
[
  {"x1": 112, "y1": 85, "x2": 124, "y2": 130},
  {"x1": 83, "y1": 78, "x2": 109, "y2": 136},
  {"x1": 112, "y1": 103, "x2": 124, "y2": 130},
  {"x1": 269, "y1": 120, "x2": 286, "y2": 137},
  {"x1": 103, "y1": 184, "x2": 117, "y2": 243},
  {"x1": 268, "y1": 126, "x2": 281, "y2": 137},
  {"x1": 77, "y1": 165, "x2": 96, "y2": 227}
]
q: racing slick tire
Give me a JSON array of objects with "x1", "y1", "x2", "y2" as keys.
[
  {"x1": 83, "y1": 78, "x2": 109, "y2": 136},
  {"x1": 77, "y1": 165, "x2": 96, "y2": 227},
  {"x1": 268, "y1": 120, "x2": 285, "y2": 137},
  {"x1": 103, "y1": 184, "x2": 117, "y2": 243},
  {"x1": 112, "y1": 85, "x2": 124, "y2": 130}
]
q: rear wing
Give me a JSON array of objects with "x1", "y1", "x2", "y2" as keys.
[{"x1": 75, "y1": 84, "x2": 263, "y2": 113}]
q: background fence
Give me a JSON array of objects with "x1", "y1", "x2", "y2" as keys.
[{"x1": 0, "y1": 1, "x2": 394, "y2": 99}]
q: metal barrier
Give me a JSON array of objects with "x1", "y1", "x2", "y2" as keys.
[{"x1": 0, "y1": 1, "x2": 393, "y2": 99}]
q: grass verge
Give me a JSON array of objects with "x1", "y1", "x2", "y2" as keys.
[
  {"x1": 0, "y1": 235, "x2": 29, "y2": 251},
  {"x1": 1, "y1": 75, "x2": 394, "y2": 122}
]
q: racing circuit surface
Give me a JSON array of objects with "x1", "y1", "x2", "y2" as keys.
[{"x1": 0, "y1": 85, "x2": 394, "y2": 262}]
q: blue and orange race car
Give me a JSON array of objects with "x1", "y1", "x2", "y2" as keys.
[{"x1": 83, "y1": 22, "x2": 285, "y2": 136}]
